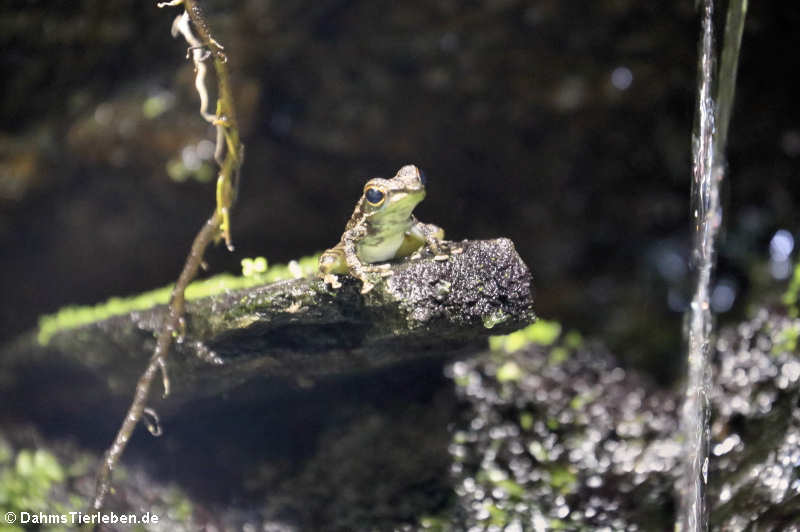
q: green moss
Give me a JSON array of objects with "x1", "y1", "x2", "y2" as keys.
[
  {"x1": 37, "y1": 254, "x2": 320, "y2": 345},
  {"x1": 483, "y1": 469, "x2": 525, "y2": 500},
  {"x1": 489, "y1": 320, "x2": 562, "y2": 353},
  {"x1": 419, "y1": 515, "x2": 450, "y2": 531},
  {"x1": 563, "y1": 330, "x2": 583, "y2": 349},
  {"x1": 453, "y1": 431, "x2": 469, "y2": 444},
  {"x1": 142, "y1": 93, "x2": 171, "y2": 119},
  {"x1": 165, "y1": 488, "x2": 193, "y2": 523},
  {"x1": 548, "y1": 466, "x2": 577, "y2": 494},
  {"x1": 569, "y1": 392, "x2": 592, "y2": 411},
  {"x1": 0, "y1": 449, "x2": 66, "y2": 516},
  {"x1": 64, "y1": 454, "x2": 91, "y2": 478},
  {"x1": 519, "y1": 412, "x2": 534, "y2": 431},
  {"x1": 166, "y1": 158, "x2": 214, "y2": 184},
  {"x1": 783, "y1": 263, "x2": 800, "y2": 317},
  {"x1": 453, "y1": 374, "x2": 470, "y2": 388},
  {"x1": 0, "y1": 517, "x2": 23, "y2": 531},
  {"x1": 485, "y1": 502, "x2": 509, "y2": 526},
  {"x1": 548, "y1": 347, "x2": 569, "y2": 366},
  {"x1": 496, "y1": 361, "x2": 522, "y2": 382},
  {"x1": 528, "y1": 441, "x2": 547, "y2": 462},
  {"x1": 772, "y1": 323, "x2": 800, "y2": 356},
  {"x1": 0, "y1": 439, "x2": 11, "y2": 465},
  {"x1": 0, "y1": 444, "x2": 117, "y2": 531},
  {"x1": 496, "y1": 479, "x2": 525, "y2": 500},
  {"x1": 240, "y1": 256, "x2": 268, "y2": 277}
]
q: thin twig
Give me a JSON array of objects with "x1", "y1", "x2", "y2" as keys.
[
  {"x1": 92, "y1": 213, "x2": 220, "y2": 509},
  {"x1": 92, "y1": 0, "x2": 244, "y2": 509},
  {"x1": 184, "y1": 0, "x2": 243, "y2": 251}
]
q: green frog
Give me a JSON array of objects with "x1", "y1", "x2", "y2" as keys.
[{"x1": 319, "y1": 164, "x2": 445, "y2": 293}]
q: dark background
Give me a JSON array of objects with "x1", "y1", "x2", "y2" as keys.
[{"x1": 1, "y1": 0, "x2": 798, "y2": 382}]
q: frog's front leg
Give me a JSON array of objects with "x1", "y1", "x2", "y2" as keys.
[
  {"x1": 342, "y1": 227, "x2": 387, "y2": 294},
  {"x1": 408, "y1": 217, "x2": 446, "y2": 255}
]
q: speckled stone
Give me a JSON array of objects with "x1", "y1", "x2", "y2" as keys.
[{"x1": 2, "y1": 238, "x2": 534, "y2": 412}]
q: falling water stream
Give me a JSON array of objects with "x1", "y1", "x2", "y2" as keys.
[{"x1": 678, "y1": 0, "x2": 747, "y2": 531}]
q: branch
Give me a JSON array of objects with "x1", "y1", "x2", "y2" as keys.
[
  {"x1": 183, "y1": 0, "x2": 243, "y2": 250},
  {"x1": 92, "y1": 0, "x2": 245, "y2": 509},
  {"x1": 92, "y1": 213, "x2": 219, "y2": 509}
]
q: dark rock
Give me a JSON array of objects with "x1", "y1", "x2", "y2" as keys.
[
  {"x1": 445, "y1": 307, "x2": 800, "y2": 530},
  {"x1": 707, "y1": 309, "x2": 800, "y2": 531},
  {"x1": 3, "y1": 288, "x2": 799, "y2": 530},
  {"x1": 1, "y1": 238, "x2": 534, "y2": 415},
  {"x1": 447, "y1": 337, "x2": 679, "y2": 530}
]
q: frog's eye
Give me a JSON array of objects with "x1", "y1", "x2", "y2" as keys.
[
  {"x1": 365, "y1": 187, "x2": 385, "y2": 206},
  {"x1": 418, "y1": 169, "x2": 427, "y2": 186}
]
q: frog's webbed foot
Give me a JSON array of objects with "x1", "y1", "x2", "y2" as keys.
[
  {"x1": 321, "y1": 271, "x2": 374, "y2": 293},
  {"x1": 323, "y1": 273, "x2": 342, "y2": 289},
  {"x1": 360, "y1": 278, "x2": 376, "y2": 294},
  {"x1": 419, "y1": 234, "x2": 449, "y2": 261},
  {"x1": 355, "y1": 267, "x2": 392, "y2": 294},
  {"x1": 428, "y1": 237, "x2": 447, "y2": 256}
]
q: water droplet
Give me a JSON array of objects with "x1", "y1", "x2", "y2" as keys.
[
  {"x1": 770, "y1": 229, "x2": 794, "y2": 260},
  {"x1": 719, "y1": 484, "x2": 732, "y2": 502},
  {"x1": 712, "y1": 434, "x2": 740, "y2": 456},
  {"x1": 196, "y1": 139, "x2": 215, "y2": 160},
  {"x1": 181, "y1": 144, "x2": 201, "y2": 171},
  {"x1": 711, "y1": 279, "x2": 737, "y2": 312},
  {"x1": 782, "y1": 360, "x2": 800, "y2": 382},
  {"x1": 611, "y1": 67, "x2": 633, "y2": 90},
  {"x1": 769, "y1": 258, "x2": 792, "y2": 280}
]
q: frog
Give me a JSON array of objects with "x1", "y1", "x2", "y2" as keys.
[{"x1": 319, "y1": 164, "x2": 445, "y2": 293}]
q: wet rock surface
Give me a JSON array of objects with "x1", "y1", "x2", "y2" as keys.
[
  {"x1": 2, "y1": 300, "x2": 799, "y2": 530},
  {"x1": 708, "y1": 309, "x2": 800, "y2": 531},
  {"x1": 2, "y1": 1, "x2": 797, "y2": 379},
  {"x1": 2, "y1": 4, "x2": 799, "y2": 527},
  {"x1": 1, "y1": 238, "x2": 534, "y2": 414},
  {"x1": 444, "y1": 307, "x2": 800, "y2": 530},
  {"x1": 0, "y1": 238, "x2": 531, "y2": 530},
  {"x1": 447, "y1": 336, "x2": 679, "y2": 530}
]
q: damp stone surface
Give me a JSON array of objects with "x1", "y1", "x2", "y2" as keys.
[
  {"x1": 1, "y1": 238, "x2": 534, "y2": 414},
  {"x1": 444, "y1": 307, "x2": 800, "y2": 531}
]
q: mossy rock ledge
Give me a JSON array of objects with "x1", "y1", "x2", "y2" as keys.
[{"x1": 2, "y1": 238, "x2": 534, "y2": 414}]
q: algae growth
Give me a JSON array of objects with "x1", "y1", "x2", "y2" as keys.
[
  {"x1": 489, "y1": 319, "x2": 563, "y2": 352},
  {"x1": 36, "y1": 254, "x2": 320, "y2": 345},
  {"x1": 0, "y1": 431, "x2": 201, "y2": 531},
  {"x1": 783, "y1": 263, "x2": 800, "y2": 317},
  {"x1": 0, "y1": 439, "x2": 84, "y2": 532}
]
